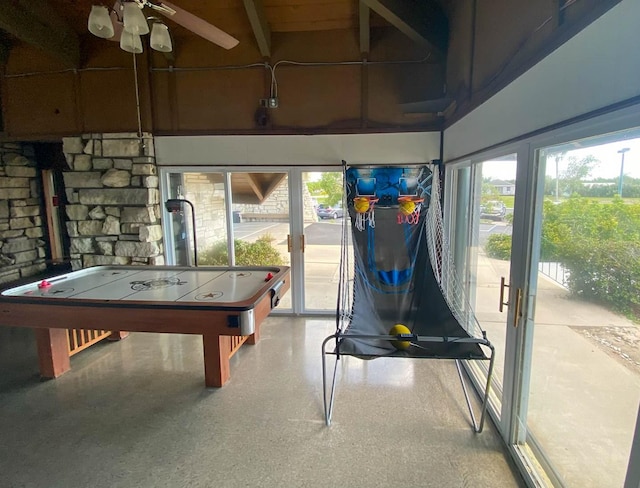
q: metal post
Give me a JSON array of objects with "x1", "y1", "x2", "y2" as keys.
[
  {"x1": 165, "y1": 199, "x2": 198, "y2": 266},
  {"x1": 618, "y1": 148, "x2": 630, "y2": 197}
]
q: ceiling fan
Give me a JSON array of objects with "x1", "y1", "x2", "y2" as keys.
[{"x1": 88, "y1": 0, "x2": 239, "y2": 53}]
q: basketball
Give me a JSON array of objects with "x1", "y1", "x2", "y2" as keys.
[
  {"x1": 399, "y1": 200, "x2": 416, "y2": 216},
  {"x1": 389, "y1": 323, "x2": 411, "y2": 350},
  {"x1": 354, "y1": 197, "x2": 370, "y2": 213}
]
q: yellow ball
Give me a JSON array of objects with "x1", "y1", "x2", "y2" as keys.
[
  {"x1": 389, "y1": 324, "x2": 411, "y2": 350},
  {"x1": 399, "y1": 200, "x2": 416, "y2": 216},
  {"x1": 354, "y1": 197, "x2": 370, "y2": 213}
]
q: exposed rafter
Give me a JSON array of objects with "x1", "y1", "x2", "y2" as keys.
[
  {"x1": 246, "y1": 174, "x2": 265, "y2": 201},
  {"x1": 360, "y1": 0, "x2": 448, "y2": 56},
  {"x1": 0, "y1": 0, "x2": 80, "y2": 68},
  {"x1": 359, "y1": 1, "x2": 370, "y2": 56},
  {"x1": 242, "y1": 0, "x2": 271, "y2": 58}
]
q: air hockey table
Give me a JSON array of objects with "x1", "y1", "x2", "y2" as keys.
[{"x1": 0, "y1": 265, "x2": 290, "y2": 387}]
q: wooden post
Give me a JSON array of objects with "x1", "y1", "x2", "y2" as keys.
[
  {"x1": 202, "y1": 333, "x2": 231, "y2": 387},
  {"x1": 109, "y1": 331, "x2": 129, "y2": 340},
  {"x1": 35, "y1": 328, "x2": 70, "y2": 378}
]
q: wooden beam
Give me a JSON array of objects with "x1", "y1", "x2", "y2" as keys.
[
  {"x1": 359, "y1": 1, "x2": 370, "y2": 56},
  {"x1": 360, "y1": 0, "x2": 448, "y2": 55},
  {"x1": 0, "y1": 0, "x2": 80, "y2": 68},
  {"x1": 246, "y1": 174, "x2": 265, "y2": 201},
  {"x1": 242, "y1": 0, "x2": 271, "y2": 58}
]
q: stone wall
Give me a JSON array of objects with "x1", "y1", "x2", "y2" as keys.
[
  {"x1": 62, "y1": 133, "x2": 164, "y2": 269},
  {"x1": 183, "y1": 173, "x2": 226, "y2": 251},
  {"x1": 0, "y1": 143, "x2": 47, "y2": 283}
]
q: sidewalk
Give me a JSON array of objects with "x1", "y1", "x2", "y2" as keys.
[{"x1": 475, "y1": 252, "x2": 640, "y2": 487}]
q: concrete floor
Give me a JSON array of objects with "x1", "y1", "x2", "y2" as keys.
[{"x1": 0, "y1": 317, "x2": 525, "y2": 488}]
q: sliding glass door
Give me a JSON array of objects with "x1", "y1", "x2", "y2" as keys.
[
  {"x1": 513, "y1": 129, "x2": 640, "y2": 487},
  {"x1": 300, "y1": 169, "x2": 347, "y2": 312},
  {"x1": 160, "y1": 167, "x2": 347, "y2": 314},
  {"x1": 448, "y1": 154, "x2": 520, "y2": 422},
  {"x1": 447, "y1": 122, "x2": 640, "y2": 487}
]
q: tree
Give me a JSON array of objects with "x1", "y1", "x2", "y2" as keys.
[
  {"x1": 559, "y1": 154, "x2": 600, "y2": 196},
  {"x1": 306, "y1": 173, "x2": 343, "y2": 205}
]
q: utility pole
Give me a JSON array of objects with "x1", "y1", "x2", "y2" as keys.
[{"x1": 618, "y1": 148, "x2": 630, "y2": 197}]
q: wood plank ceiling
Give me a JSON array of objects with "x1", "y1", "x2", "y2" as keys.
[
  {"x1": 0, "y1": 1, "x2": 451, "y2": 201},
  {"x1": 0, "y1": 0, "x2": 450, "y2": 66}
]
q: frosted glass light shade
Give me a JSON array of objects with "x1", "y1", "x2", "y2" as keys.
[
  {"x1": 88, "y1": 6, "x2": 115, "y2": 39},
  {"x1": 120, "y1": 31, "x2": 143, "y2": 54},
  {"x1": 123, "y1": 2, "x2": 149, "y2": 35},
  {"x1": 150, "y1": 23, "x2": 172, "y2": 52}
]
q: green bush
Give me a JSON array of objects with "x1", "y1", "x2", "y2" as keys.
[
  {"x1": 485, "y1": 234, "x2": 512, "y2": 260},
  {"x1": 199, "y1": 235, "x2": 284, "y2": 266},
  {"x1": 562, "y1": 239, "x2": 640, "y2": 319},
  {"x1": 482, "y1": 197, "x2": 640, "y2": 319}
]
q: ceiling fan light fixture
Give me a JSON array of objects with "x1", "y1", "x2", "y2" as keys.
[
  {"x1": 123, "y1": 2, "x2": 150, "y2": 35},
  {"x1": 88, "y1": 5, "x2": 115, "y2": 39},
  {"x1": 150, "y1": 22, "x2": 172, "y2": 52},
  {"x1": 120, "y1": 30, "x2": 144, "y2": 53}
]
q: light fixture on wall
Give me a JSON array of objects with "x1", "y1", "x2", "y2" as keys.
[
  {"x1": 87, "y1": 0, "x2": 240, "y2": 53},
  {"x1": 88, "y1": 1, "x2": 174, "y2": 54}
]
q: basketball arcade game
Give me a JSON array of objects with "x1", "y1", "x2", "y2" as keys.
[
  {"x1": 321, "y1": 164, "x2": 495, "y2": 431},
  {"x1": 0, "y1": 264, "x2": 289, "y2": 387}
]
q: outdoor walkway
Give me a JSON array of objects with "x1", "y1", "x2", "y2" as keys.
[{"x1": 475, "y1": 253, "x2": 640, "y2": 487}]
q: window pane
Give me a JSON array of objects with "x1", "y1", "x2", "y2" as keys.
[{"x1": 523, "y1": 129, "x2": 640, "y2": 486}]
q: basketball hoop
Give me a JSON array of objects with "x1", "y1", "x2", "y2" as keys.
[
  {"x1": 397, "y1": 196, "x2": 424, "y2": 225},
  {"x1": 353, "y1": 196, "x2": 379, "y2": 231}
]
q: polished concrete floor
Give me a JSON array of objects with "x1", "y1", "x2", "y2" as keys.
[{"x1": 0, "y1": 317, "x2": 525, "y2": 488}]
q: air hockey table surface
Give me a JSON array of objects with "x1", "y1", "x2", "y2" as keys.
[{"x1": 0, "y1": 264, "x2": 290, "y2": 387}]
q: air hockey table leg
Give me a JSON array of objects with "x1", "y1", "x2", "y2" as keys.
[
  {"x1": 35, "y1": 328, "x2": 70, "y2": 379},
  {"x1": 202, "y1": 333, "x2": 231, "y2": 387},
  {"x1": 109, "y1": 331, "x2": 129, "y2": 340}
]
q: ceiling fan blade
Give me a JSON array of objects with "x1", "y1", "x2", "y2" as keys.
[{"x1": 156, "y1": 1, "x2": 239, "y2": 50}]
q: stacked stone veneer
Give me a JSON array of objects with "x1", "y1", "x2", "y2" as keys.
[
  {"x1": 0, "y1": 143, "x2": 47, "y2": 283},
  {"x1": 62, "y1": 133, "x2": 164, "y2": 270},
  {"x1": 182, "y1": 173, "x2": 226, "y2": 251}
]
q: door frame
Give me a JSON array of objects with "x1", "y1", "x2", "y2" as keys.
[
  {"x1": 444, "y1": 103, "x2": 640, "y2": 487},
  {"x1": 158, "y1": 165, "x2": 346, "y2": 315}
]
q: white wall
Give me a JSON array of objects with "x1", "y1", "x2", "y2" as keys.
[
  {"x1": 444, "y1": 0, "x2": 640, "y2": 161},
  {"x1": 154, "y1": 132, "x2": 441, "y2": 166}
]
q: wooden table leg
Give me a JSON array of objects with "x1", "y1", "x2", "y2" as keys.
[
  {"x1": 246, "y1": 322, "x2": 260, "y2": 345},
  {"x1": 202, "y1": 333, "x2": 231, "y2": 387},
  {"x1": 109, "y1": 331, "x2": 129, "y2": 340},
  {"x1": 35, "y1": 328, "x2": 70, "y2": 379}
]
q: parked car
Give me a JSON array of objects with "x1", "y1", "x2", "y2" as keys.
[
  {"x1": 316, "y1": 203, "x2": 344, "y2": 219},
  {"x1": 480, "y1": 200, "x2": 507, "y2": 220}
]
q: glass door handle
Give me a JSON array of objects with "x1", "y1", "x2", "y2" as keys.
[
  {"x1": 499, "y1": 277, "x2": 523, "y2": 327},
  {"x1": 499, "y1": 276, "x2": 510, "y2": 312},
  {"x1": 287, "y1": 235, "x2": 304, "y2": 253},
  {"x1": 513, "y1": 288, "x2": 523, "y2": 328}
]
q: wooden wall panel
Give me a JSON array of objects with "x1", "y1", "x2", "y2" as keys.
[
  {"x1": 271, "y1": 64, "x2": 361, "y2": 128},
  {"x1": 473, "y1": 0, "x2": 555, "y2": 94},
  {"x1": 5, "y1": 72, "x2": 79, "y2": 137},
  {"x1": 173, "y1": 69, "x2": 264, "y2": 130},
  {"x1": 2, "y1": 24, "x2": 443, "y2": 138},
  {"x1": 78, "y1": 69, "x2": 141, "y2": 134},
  {"x1": 445, "y1": 0, "x2": 473, "y2": 102}
]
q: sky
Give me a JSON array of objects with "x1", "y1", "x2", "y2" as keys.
[{"x1": 481, "y1": 137, "x2": 640, "y2": 181}]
